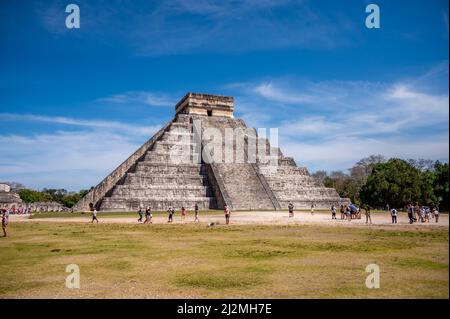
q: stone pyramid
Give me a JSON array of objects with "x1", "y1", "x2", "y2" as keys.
[{"x1": 74, "y1": 93, "x2": 341, "y2": 211}]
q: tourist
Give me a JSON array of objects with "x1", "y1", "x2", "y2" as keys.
[
  {"x1": 2, "y1": 209, "x2": 9, "y2": 237},
  {"x1": 365, "y1": 205, "x2": 372, "y2": 224},
  {"x1": 331, "y1": 205, "x2": 336, "y2": 219},
  {"x1": 419, "y1": 207, "x2": 426, "y2": 223},
  {"x1": 137, "y1": 208, "x2": 143, "y2": 223},
  {"x1": 92, "y1": 209, "x2": 99, "y2": 223},
  {"x1": 224, "y1": 204, "x2": 231, "y2": 225},
  {"x1": 390, "y1": 208, "x2": 397, "y2": 224},
  {"x1": 346, "y1": 206, "x2": 351, "y2": 221},
  {"x1": 181, "y1": 206, "x2": 187, "y2": 221},
  {"x1": 143, "y1": 206, "x2": 152, "y2": 224},
  {"x1": 424, "y1": 207, "x2": 431, "y2": 223},
  {"x1": 167, "y1": 207, "x2": 174, "y2": 223},
  {"x1": 194, "y1": 203, "x2": 200, "y2": 223},
  {"x1": 288, "y1": 202, "x2": 294, "y2": 218},
  {"x1": 340, "y1": 205, "x2": 345, "y2": 220},
  {"x1": 433, "y1": 207, "x2": 440, "y2": 223},
  {"x1": 407, "y1": 204, "x2": 415, "y2": 224},
  {"x1": 310, "y1": 203, "x2": 314, "y2": 216},
  {"x1": 414, "y1": 202, "x2": 421, "y2": 222}
]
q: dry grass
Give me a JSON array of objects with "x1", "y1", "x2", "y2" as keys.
[{"x1": 0, "y1": 221, "x2": 448, "y2": 298}]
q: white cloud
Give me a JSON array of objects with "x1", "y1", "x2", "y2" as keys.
[
  {"x1": 283, "y1": 134, "x2": 449, "y2": 173},
  {"x1": 0, "y1": 130, "x2": 144, "y2": 191},
  {"x1": 0, "y1": 114, "x2": 162, "y2": 190},
  {"x1": 97, "y1": 91, "x2": 176, "y2": 107},
  {"x1": 0, "y1": 113, "x2": 161, "y2": 136},
  {"x1": 225, "y1": 67, "x2": 449, "y2": 172},
  {"x1": 35, "y1": 0, "x2": 358, "y2": 56},
  {"x1": 254, "y1": 82, "x2": 316, "y2": 104}
]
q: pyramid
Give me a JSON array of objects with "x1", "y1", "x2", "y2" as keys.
[{"x1": 74, "y1": 93, "x2": 341, "y2": 211}]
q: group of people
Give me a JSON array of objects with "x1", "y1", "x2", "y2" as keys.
[
  {"x1": 0, "y1": 206, "x2": 29, "y2": 215},
  {"x1": 134, "y1": 203, "x2": 232, "y2": 225},
  {"x1": 335, "y1": 204, "x2": 362, "y2": 221},
  {"x1": 405, "y1": 203, "x2": 440, "y2": 224},
  {"x1": 330, "y1": 202, "x2": 441, "y2": 225}
]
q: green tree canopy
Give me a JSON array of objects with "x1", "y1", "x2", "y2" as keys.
[{"x1": 360, "y1": 158, "x2": 423, "y2": 208}]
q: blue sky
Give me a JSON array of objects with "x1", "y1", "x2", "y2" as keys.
[{"x1": 0, "y1": 0, "x2": 448, "y2": 191}]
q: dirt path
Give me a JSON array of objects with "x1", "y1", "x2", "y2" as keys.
[{"x1": 10, "y1": 211, "x2": 449, "y2": 230}]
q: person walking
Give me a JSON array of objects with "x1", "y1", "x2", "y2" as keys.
[
  {"x1": 137, "y1": 208, "x2": 144, "y2": 223},
  {"x1": 365, "y1": 205, "x2": 372, "y2": 224},
  {"x1": 346, "y1": 206, "x2": 351, "y2": 221},
  {"x1": 390, "y1": 208, "x2": 398, "y2": 224},
  {"x1": 310, "y1": 203, "x2": 315, "y2": 216},
  {"x1": 167, "y1": 207, "x2": 174, "y2": 223},
  {"x1": 194, "y1": 203, "x2": 200, "y2": 223},
  {"x1": 181, "y1": 206, "x2": 187, "y2": 221},
  {"x1": 425, "y1": 207, "x2": 431, "y2": 223},
  {"x1": 2, "y1": 209, "x2": 9, "y2": 237},
  {"x1": 92, "y1": 209, "x2": 99, "y2": 223},
  {"x1": 340, "y1": 205, "x2": 345, "y2": 220},
  {"x1": 143, "y1": 206, "x2": 152, "y2": 224},
  {"x1": 414, "y1": 202, "x2": 421, "y2": 222},
  {"x1": 331, "y1": 205, "x2": 336, "y2": 219},
  {"x1": 224, "y1": 204, "x2": 231, "y2": 225},
  {"x1": 288, "y1": 202, "x2": 294, "y2": 218},
  {"x1": 433, "y1": 207, "x2": 440, "y2": 223},
  {"x1": 407, "y1": 204, "x2": 415, "y2": 224},
  {"x1": 419, "y1": 207, "x2": 426, "y2": 223}
]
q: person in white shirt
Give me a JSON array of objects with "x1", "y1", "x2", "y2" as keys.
[
  {"x1": 390, "y1": 208, "x2": 398, "y2": 224},
  {"x1": 331, "y1": 205, "x2": 336, "y2": 219},
  {"x1": 433, "y1": 207, "x2": 440, "y2": 223},
  {"x1": 92, "y1": 209, "x2": 99, "y2": 223}
]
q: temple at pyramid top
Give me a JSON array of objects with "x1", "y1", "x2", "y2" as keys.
[{"x1": 175, "y1": 92, "x2": 234, "y2": 118}]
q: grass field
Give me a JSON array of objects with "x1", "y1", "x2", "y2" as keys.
[{"x1": 0, "y1": 220, "x2": 448, "y2": 298}]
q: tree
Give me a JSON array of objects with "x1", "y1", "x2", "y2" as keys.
[
  {"x1": 312, "y1": 170, "x2": 327, "y2": 183},
  {"x1": 18, "y1": 189, "x2": 53, "y2": 203},
  {"x1": 360, "y1": 158, "x2": 423, "y2": 208},
  {"x1": 432, "y1": 161, "x2": 449, "y2": 210},
  {"x1": 61, "y1": 189, "x2": 89, "y2": 208},
  {"x1": 42, "y1": 188, "x2": 68, "y2": 202}
]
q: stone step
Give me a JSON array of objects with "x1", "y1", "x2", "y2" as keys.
[
  {"x1": 213, "y1": 163, "x2": 275, "y2": 210},
  {"x1": 170, "y1": 122, "x2": 191, "y2": 129},
  {"x1": 152, "y1": 141, "x2": 198, "y2": 152},
  {"x1": 110, "y1": 184, "x2": 210, "y2": 197},
  {"x1": 134, "y1": 162, "x2": 206, "y2": 174},
  {"x1": 260, "y1": 166, "x2": 309, "y2": 176},
  {"x1": 124, "y1": 173, "x2": 208, "y2": 186},
  {"x1": 143, "y1": 152, "x2": 201, "y2": 164},
  {"x1": 161, "y1": 131, "x2": 194, "y2": 142}
]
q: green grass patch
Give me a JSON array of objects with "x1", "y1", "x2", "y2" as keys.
[{"x1": 0, "y1": 222, "x2": 448, "y2": 298}]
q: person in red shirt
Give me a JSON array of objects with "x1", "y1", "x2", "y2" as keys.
[{"x1": 181, "y1": 206, "x2": 187, "y2": 221}]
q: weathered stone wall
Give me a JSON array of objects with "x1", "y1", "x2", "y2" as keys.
[{"x1": 73, "y1": 121, "x2": 172, "y2": 211}]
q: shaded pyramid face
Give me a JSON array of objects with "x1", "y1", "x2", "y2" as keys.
[{"x1": 74, "y1": 93, "x2": 341, "y2": 212}]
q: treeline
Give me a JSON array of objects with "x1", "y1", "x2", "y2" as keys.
[
  {"x1": 313, "y1": 155, "x2": 449, "y2": 211},
  {"x1": 8, "y1": 183, "x2": 90, "y2": 208}
]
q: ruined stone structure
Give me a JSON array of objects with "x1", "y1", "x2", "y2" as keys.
[
  {"x1": 0, "y1": 183, "x2": 23, "y2": 209},
  {"x1": 74, "y1": 93, "x2": 341, "y2": 212}
]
